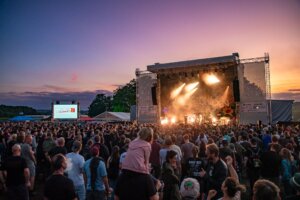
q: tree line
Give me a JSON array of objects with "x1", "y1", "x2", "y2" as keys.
[{"x1": 0, "y1": 105, "x2": 38, "y2": 118}]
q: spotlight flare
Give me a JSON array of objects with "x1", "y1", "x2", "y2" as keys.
[{"x1": 203, "y1": 74, "x2": 220, "y2": 85}]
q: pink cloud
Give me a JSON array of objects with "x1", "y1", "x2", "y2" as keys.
[{"x1": 71, "y1": 73, "x2": 78, "y2": 82}]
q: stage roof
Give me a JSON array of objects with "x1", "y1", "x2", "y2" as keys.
[{"x1": 147, "y1": 53, "x2": 239, "y2": 73}]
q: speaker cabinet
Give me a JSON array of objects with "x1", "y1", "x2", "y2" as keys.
[{"x1": 233, "y1": 79, "x2": 240, "y2": 102}]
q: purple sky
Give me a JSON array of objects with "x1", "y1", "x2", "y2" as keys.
[{"x1": 0, "y1": 0, "x2": 299, "y2": 109}]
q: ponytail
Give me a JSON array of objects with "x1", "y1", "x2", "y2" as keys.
[{"x1": 90, "y1": 157, "x2": 101, "y2": 191}]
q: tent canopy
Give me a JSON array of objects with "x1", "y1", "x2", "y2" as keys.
[
  {"x1": 93, "y1": 112, "x2": 130, "y2": 122},
  {"x1": 10, "y1": 116, "x2": 34, "y2": 121},
  {"x1": 79, "y1": 115, "x2": 93, "y2": 121}
]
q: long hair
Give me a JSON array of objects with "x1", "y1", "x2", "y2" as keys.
[
  {"x1": 280, "y1": 148, "x2": 292, "y2": 162},
  {"x1": 90, "y1": 156, "x2": 101, "y2": 191},
  {"x1": 110, "y1": 146, "x2": 120, "y2": 162}
]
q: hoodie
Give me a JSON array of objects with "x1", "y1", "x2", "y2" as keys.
[{"x1": 122, "y1": 138, "x2": 151, "y2": 174}]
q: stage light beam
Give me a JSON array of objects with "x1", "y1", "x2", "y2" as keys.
[
  {"x1": 170, "y1": 83, "x2": 186, "y2": 99},
  {"x1": 185, "y1": 87, "x2": 198, "y2": 98},
  {"x1": 176, "y1": 87, "x2": 198, "y2": 106},
  {"x1": 220, "y1": 86, "x2": 229, "y2": 106},
  {"x1": 185, "y1": 82, "x2": 199, "y2": 92}
]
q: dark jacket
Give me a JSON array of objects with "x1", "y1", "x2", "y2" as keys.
[
  {"x1": 204, "y1": 159, "x2": 228, "y2": 200},
  {"x1": 162, "y1": 162, "x2": 181, "y2": 200}
]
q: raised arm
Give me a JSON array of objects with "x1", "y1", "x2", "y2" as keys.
[{"x1": 225, "y1": 156, "x2": 239, "y2": 183}]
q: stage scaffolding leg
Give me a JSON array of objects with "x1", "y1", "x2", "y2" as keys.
[{"x1": 265, "y1": 53, "x2": 272, "y2": 124}]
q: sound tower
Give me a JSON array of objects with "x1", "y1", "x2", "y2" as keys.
[
  {"x1": 233, "y1": 79, "x2": 240, "y2": 102},
  {"x1": 151, "y1": 85, "x2": 157, "y2": 105}
]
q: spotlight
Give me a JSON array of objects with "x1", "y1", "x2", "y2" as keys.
[
  {"x1": 212, "y1": 117, "x2": 217, "y2": 123},
  {"x1": 187, "y1": 114, "x2": 196, "y2": 124},
  {"x1": 160, "y1": 117, "x2": 169, "y2": 125},
  {"x1": 170, "y1": 116, "x2": 176, "y2": 124},
  {"x1": 202, "y1": 73, "x2": 220, "y2": 85}
]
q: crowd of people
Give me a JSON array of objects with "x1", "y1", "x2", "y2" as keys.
[{"x1": 0, "y1": 121, "x2": 299, "y2": 200}]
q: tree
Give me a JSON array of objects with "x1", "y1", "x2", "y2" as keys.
[
  {"x1": 0, "y1": 105, "x2": 39, "y2": 117},
  {"x1": 112, "y1": 79, "x2": 136, "y2": 112},
  {"x1": 87, "y1": 79, "x2": 136, "y2": 116},
  {"x1": 88, "y1": 94, "x2": 112, "y2": 117}
]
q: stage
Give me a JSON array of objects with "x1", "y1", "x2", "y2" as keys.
[{"x1": 136, "y1": 53, "x2": 271, "y2": 125}]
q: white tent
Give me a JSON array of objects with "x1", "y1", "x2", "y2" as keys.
[{"x1": 93, "y1": 112, "x2": 130, "y2": 122}]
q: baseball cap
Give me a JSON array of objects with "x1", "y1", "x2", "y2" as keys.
[
  {"x1": 180, "y1": 178, "x2": 200, "y2": 199},
  {"x1": 290, "y1": 173, "x2": 300, "y2": 190},
  {"x1": 91, "y1": 146, "x2": 99, "y2": 156}
]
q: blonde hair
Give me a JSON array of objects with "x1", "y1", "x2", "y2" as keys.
[{"x1": 138, "y1": 127, "x2": 153, "y2": 142}]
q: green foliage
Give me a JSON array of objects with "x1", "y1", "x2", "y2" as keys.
[
  {"x1": 0, "y1": 105, "x2": 38, "y2": 117},
  {"x1": 88, "y1": 79, "x2": 136, "y2": 116},
  {"x1": 112, "y1": 79, "x2": 136, "y2": 112},
  {"x1": 88, "y1": 94, "x2": 112, "y2": 117}
]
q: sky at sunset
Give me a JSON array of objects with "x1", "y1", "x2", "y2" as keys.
[{"x1": 0, "y1": 0, "x2": 299, "y2": 109}]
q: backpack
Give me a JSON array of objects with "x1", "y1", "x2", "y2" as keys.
[{"x1": 247, "y1": 148, "x2": 261, "y2": 169}]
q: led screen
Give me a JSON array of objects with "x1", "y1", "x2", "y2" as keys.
[{"x1": 53, "y1": 104, "x2": 78, "y2": 119}]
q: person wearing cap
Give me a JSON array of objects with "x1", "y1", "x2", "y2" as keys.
[
  {"x1": 180, "y1": 178, "x2": 200, "y2": 200},
  {"x1": 66, "y1": 141, "x2": 86, "y2": 200},
  {"x1": 219, "y1": 138, "x2": 234, "y2": 161},
  {"x1": 286, "y1": 173, "x2": 300, "y2": 200},
  {"x1": 83, "y1": 147, "x2": 111, "y2": 200}
]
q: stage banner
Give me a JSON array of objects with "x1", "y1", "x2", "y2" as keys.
[{"x1": 240, "y1": 102, "x2": 267, "y2": 113}]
